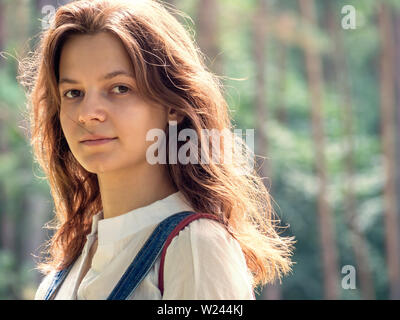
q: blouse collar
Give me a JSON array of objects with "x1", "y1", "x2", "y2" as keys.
[{"x1": 90, "y1": 191, "x2": 194, "y2": 245}]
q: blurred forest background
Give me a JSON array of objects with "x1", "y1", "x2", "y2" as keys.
[{"x1": 0, "y1": 0, "x2": 399, "y2": 300}]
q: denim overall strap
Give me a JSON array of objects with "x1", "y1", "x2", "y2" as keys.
[
  {"x1": 43, "y1": 262, "x2": 75, "y2": 300},
  {"x1": 107, "y1": 210, "x2": 198, "y2": 300},
  {"x1": 158, "y1": 213, "x2": 256, "y2": 300},
  {"x1": 43, "y1": 211, "x2": 197, "y2": 300},
  {"x1": 157, "y1": 212, "x2": 224, "y2": 296}
]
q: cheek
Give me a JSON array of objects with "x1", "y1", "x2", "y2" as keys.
[
  {"x1": 59, "y1": 110, "x2": 76, "y2": 149},
  {"x1": 120, "y1": 104, "x2": 167, "y2": 136},
  {"x1": 59, "y1": 112, "x2": 70, "y2": 139},
  {"x1": 118, "y1": 106, "x2": 167, "y2": 153}
]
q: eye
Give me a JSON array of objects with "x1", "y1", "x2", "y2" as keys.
[
  {"x1": 64, "y1": 89, "x2": 83, "y2": 99},
  {"x1": 111, "y1": 85, "x2": 130, "y2": 94}
]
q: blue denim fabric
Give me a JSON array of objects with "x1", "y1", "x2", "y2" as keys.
[
  {"x1": 44, "y1": 210, "x2": 196, "y2": 300},
  {"x1": 43, "y1": 262, "x2": 75, "y2": 300}
]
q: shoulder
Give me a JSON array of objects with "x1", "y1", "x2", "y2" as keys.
[
  {"x1": 162, "y1": 217, "x2": 254, "y2": 299},
  {"x1": 167, "y1": 218, "x2": 240, "y2": 258},
  {"x1": 182, "y1": 217, "x2": 234, "y2": 244},
  {"x1": 170, "y1": 217, "x2": 247, "y2": 266}
]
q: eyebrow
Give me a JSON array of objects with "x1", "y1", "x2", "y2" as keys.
[{"x1": 58, "y1": 70, "x2": 135, "y2": 85}]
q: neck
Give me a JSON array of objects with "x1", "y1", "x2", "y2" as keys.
[{"x1": 97, "y1": 162, "x2": 177, "y2": 220}]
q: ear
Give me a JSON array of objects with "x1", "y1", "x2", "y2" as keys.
[{"x1": 167, "y1": 106, "x2": 184, "y2": 124}]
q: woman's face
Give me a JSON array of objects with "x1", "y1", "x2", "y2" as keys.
[{"x1": 58, "y1": 32, "x2": 168, "y2": 174}]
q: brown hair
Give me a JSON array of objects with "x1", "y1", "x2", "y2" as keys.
[{"x1": 19, "y1": 0, "x2": 295, "y2": 292}]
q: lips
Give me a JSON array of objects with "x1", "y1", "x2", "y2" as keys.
[
  {"x1": 80, "y1": 135, "x2": 117, "y2": 143},
  {"x1": 80, "y1": 137, "x2": 118, "y2": 146}
]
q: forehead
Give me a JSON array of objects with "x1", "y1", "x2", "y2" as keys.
[{"x1": 58, "y1": 32, "x2": 134, "y2": 79}]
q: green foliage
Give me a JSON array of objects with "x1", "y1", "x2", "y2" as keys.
[
  {"x1": 0, "y1": 250, "x2": 18, "y2": 299},
  {"x1": 0, "y1": 0, "x2": 391, "y2": 300}
]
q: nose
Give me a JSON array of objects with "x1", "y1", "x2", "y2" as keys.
[{"x1": 78, "y1": 90, "x2": 107, "y2": 124}]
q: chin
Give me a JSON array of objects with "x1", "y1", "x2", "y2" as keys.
[
  {"x1": 80, "y1": 155, "x2": 146, "y2": 175},
  {"x1": 80, "y1": 160, "x2": 115, "y2": 174}
]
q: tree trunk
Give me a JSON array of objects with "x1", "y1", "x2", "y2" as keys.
[
  {"x1": 393, "y1": 3, "x2": 400, "y2": 271},
  {"x1": 298, "y1": 0, "x2": 339, "y2": 300},
  {"x1": 0, "y1": 119, "x2": 14, "y2": 253},
  {"x1": 377, "y1": 3, "x2": 400, "y2": 300},
  {"x1": 1, "y1": 0, "x2": 32, "y2": 298},
  {"x1": 275, "y1": 40, "x2": 288, "y2": 124},
  {"x1": 251, "y1": 0, "x2": 281, "y2": 300},
  {"x1": 0, "y1": 0, "x2": 4, "y2": 65},
  {"x1": 196, "y1": 0, "x2": 222, "y2": 75},
  {"x1": 326, "y1": 1, "x2": 375, "y2": 300}
]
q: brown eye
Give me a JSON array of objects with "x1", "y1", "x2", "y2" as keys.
[
  {"x1": 111, "y1": 85, "x2": 130, "y2": 94},
  {"x1": 65, "y1": 89, "x2": 83, "y2": 99}
]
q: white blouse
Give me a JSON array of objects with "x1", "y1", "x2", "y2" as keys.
[{"x1": 34, "y1": 191, "x2": 255, "y2": 300}]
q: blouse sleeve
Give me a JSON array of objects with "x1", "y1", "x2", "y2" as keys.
[{"x1": 161, "y1": 219, "x2": 255, "y2": 300}]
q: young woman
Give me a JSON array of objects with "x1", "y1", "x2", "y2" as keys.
[{"x1": 20, "y1": 0, "x2": 295, "y2": 299}]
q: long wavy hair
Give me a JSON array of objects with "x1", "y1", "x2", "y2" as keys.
[{"x1": 19, "y1": 0, "x2": 295, "y2": 292}]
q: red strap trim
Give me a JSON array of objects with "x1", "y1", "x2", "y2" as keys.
[{"x1": 158, "y1": 213, "x2": 222, "y2": 296}]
